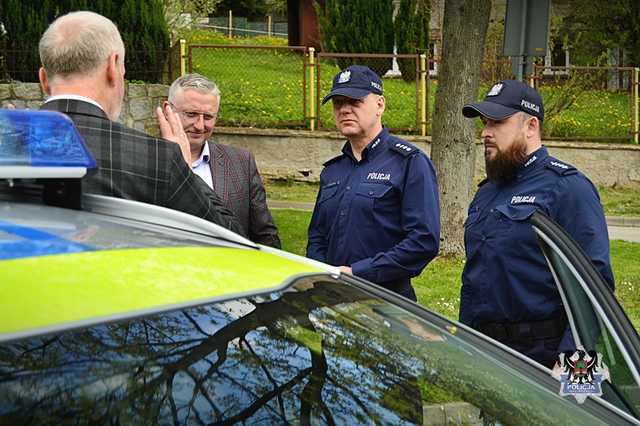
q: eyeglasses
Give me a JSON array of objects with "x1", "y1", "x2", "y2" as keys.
[{"x1": 169, "y1": 103, "x2": 218, "y2": 123}]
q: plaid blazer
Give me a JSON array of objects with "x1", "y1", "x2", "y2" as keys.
[
  {"x1": 41, "y1": 99, "x2": 244, "y2": 236},
  {"x1": 208, "y1": 142, "x2": 281, "y2": 248}
]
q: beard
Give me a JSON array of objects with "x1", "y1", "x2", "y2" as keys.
[{"x1": 484, "y1": 134, "x2": 528, "y2": 185}]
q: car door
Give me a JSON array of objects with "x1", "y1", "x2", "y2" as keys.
[{"x1": 531, "y1": 211, "x2": 640, "y2": 419}]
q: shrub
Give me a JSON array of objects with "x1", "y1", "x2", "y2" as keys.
[
  {"x1": 0, "y1": 0, "x2": 169, "y2": 83},
  {"x1": 394, "y1": 0, "x2": 430, "y2": 82},
  {"x1": 316, "y1": 0, "x2": 395, "y2": 76}
]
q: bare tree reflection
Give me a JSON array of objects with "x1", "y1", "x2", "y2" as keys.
[{"x1": 0, "y1": 279, "x2": 424, "y2": 424}]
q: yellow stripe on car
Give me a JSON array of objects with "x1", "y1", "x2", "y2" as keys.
[{"x1": 1, "y1": 247, "x2": 322, "y2": 339}]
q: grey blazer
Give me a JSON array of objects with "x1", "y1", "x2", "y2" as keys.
[
  {"x1": 208, "y1": 142, "x2": 281, "y2": 248},
  {"x1": 41, "y1": 99, "x2": 243, "y2": 236}
]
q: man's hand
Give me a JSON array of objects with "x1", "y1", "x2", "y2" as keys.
[
  {"x1": 339, "y1": 266, "x2": 352, "y2": 274},
  {"x1": 156, "y1": 104, "x2": 191, "y2": 165}
]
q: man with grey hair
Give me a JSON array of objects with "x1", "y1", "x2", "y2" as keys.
[
  {"x1": 165, "y1": 73, "x2": 280, "y2": 247},
  {"x1": 38, "y1": 11, "x2": 242, "y2": 235}
]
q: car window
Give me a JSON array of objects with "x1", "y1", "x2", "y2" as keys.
[
  {"x1": 0, "y1": 275, "x2": 622, "y2": 424},
  {"x1": 532, "y1": 212, "x2": 640, "y2": 419},
  {"x1": 539, "y1": 240, "x2": 640, "y2": 418},
  {"x1": 0, "y1": 200, "x2": 231, "y2": 259}
]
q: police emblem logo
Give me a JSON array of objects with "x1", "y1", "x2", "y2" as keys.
[
  {"x1": 338, "y1": 70, "x2": 351, "y2": 84},
  {"x1": 551, "y1": 347, "x2": 610, "y2": 403},
  {"x1": 487, "y1": 83, "x2": 503, "y2": 97}
]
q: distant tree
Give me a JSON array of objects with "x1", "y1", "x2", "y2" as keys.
[
  {"x1": 215, "y1": 0, "x2": 269, "y2": 19},
  {"x1": 558, "y1": 0, "x2": 640, "y2": 66},
  {"x1": 0, "y1": 0, "x2": 169, "y2": 83},
  {"x1": 394, "y1": 0, "x2": 430, "y2": 82},
  {"x1": 264, "y1": 0, "x2": 286, "y2": 16},
  {"x1": 0, "y1": 0, "x2": 53, "y2": 82},
  {"x1": 163, "y1": 0, "x2": 223, "y2": 42},
  {"x1": 118, "y1": 0, "x2": 170, "y2": 82},
  {"x1": 316, "y1": 0, "x2": 395, "y2": 76}
]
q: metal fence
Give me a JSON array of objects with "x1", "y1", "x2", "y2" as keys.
[
  {"x1": 206, "y1": 16, "x2": 288, "y2": 38},
  {"x1": 314, "y1": 52, "x2": 427, "y2": 134},
  {"x1": 176, "y1": 45, "x2": 640, "y2": 142},
  {"x1": 187, "y1": 44, "x2": 308, "y2": 128},
  {"x1": 2, "y1": 41, "x2": 638, "y2": 143}
]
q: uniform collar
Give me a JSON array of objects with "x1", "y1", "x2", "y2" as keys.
[
  {"x1": 341, "y1": 127, "x2": 389, "y2": 163},
  {"x1": 516, "y1": 146, "x2": 548, "y2": 177}
]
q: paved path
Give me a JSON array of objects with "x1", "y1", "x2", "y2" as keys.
[
  {"x1": 608, "y1": 226, "x2": 640, "y2": 243},
  {"x1": 607, "y1": 217, "x2": 640, "y2": 243},
  {"x1": 269, "y1": 200, "x2": 640, "y2": 243}
]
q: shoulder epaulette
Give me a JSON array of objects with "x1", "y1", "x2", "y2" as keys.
[
  {"x1": 389, "y1": 139, "x2": 419, "y2": 157},
  {"x1": 545, "y1": 159, "x2": 577, "y2": 176},
  {"x1": 323, "y1": 153, "x2": 345, "y2": 167}
]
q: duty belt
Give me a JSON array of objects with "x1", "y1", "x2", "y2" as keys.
[{"x1": 476, "y1": 313, "x2": 568, "y2": 343}]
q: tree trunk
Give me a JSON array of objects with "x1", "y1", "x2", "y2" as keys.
[{"x1": 431, "y1": 0, "x2": 491, "y2": 255}]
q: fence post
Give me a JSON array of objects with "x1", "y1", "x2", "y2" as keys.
[
  {"x1": 268, "y1": 15, "x2": 272, "y2": 37},
  {"x1": 309, "y1": 47, "x2": 316, "y2": 131},
  {"x1": 228, "y1": 10, "x2": 233, "y2": 39},
  {"x1": 419, "y1": 54, "x2": 427, "y2": 137},
  {"x1": 179, "y1": 39, "x2": 186, "y2": 76},
  {"x1": 634, "y1": 67, "x2": 639, "y2": 144}
]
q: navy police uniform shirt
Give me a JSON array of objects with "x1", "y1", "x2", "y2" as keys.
[
  {"x1": 307, "y1": 128, "x2": 440, "y2": 294},
  {"x1": 460, "y1": 146, "x2": 614, "y2": 337}
]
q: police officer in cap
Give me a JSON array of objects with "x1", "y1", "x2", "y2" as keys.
[
  {"x1": 460, "y1": 79, "x2": 615, "y2": 368},
  {"x1": 307, "y1": 65, "x2": 440, "y2": 301}
]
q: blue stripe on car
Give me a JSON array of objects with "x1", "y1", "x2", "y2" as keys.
[{"x1": 0, "y1": 221, "x2": 92, "y2": 260}]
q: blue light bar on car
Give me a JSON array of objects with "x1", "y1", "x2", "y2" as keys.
[{"x1": 0, "y1": 109, "x2": 96, "y2": 179}]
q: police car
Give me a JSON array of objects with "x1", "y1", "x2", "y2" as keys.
[{"x1": 0, "y1": 110, "x2": 639, "y2": 425}]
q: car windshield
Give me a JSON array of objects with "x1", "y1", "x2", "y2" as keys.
[{"x1": 0, "y1": 276, "x2": 614, "y2": 424}]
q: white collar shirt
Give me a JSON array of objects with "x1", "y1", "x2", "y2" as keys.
[
  {"x1": 44, "y1": 95, "x2": 106, "y2": 113},
  {"x1": 191, "y1": 141, "x2": 213, "y2": 189}
]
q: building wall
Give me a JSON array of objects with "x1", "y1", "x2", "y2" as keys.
[
  {"x1": 2, "y1": 82, "x2": 638, "y2": 188},
  {"x1": 0, "y1": 82, "x2": 168, "y2": 137}
]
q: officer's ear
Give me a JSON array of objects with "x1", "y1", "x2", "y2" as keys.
[
  {"x1": 376, "y1": 95, "x2": 385, "y2": 117},
  {"x1": 524, "y1": 115, "x2": 540, "y2": 139}
]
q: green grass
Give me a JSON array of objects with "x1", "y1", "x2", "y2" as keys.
[
  {"x1": 599, "y1": 186, "x2": 640, "y2": 217},
  {"x1": 271, "y1": 209, "x2": 311, "y2": 256},
  {"x1": 542, "y1": 89, "x2": 631, "y2": 139},
  {"x1": 184, "y1": 32, "x2": 634, "y2": 140},
  {"x1": 270, "y1": 209, "x2": 640, "y2": 331},
  {"x1": 611, "y1": 241, "x2": 640, "y2": 328},
  {"x1": 266, "y1": 179, "x2": 640, "y2": 217},
  {"x1": 264, "y1": 179, "x2": 318, "y2": 203}
]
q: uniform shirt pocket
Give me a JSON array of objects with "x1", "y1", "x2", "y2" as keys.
[
  {"x1": 495, "y1": 203, "x2": 537, "y2": 222},
  {"x1": 485, "y1": 203, "x2": 538, "y2": 236},
  {"x1": 355, "y1": 183, "x2": 395, "y2": 213},
  {"x1": 318, "y1": 183, "x2": 339, "y2": 204}
]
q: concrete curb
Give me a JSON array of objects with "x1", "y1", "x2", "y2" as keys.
[
  {"x1": 268, "y1": 200, "x2": 314, "y2": 211},
  {"x1": 607, "y1": 216, "x2": 640, "y2": 228}
]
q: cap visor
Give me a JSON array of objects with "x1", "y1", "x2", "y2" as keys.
[
  {"x1": 322, "y1": 88, "x2": 373, "y2": 104},
  {"x1": 462, "y1": 101, "x2": 519, "y2": 120}
]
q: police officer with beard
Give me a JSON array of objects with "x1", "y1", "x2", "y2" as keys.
[{"x1": 460, "y1": 80, "x2": 614, "y2": 368}]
